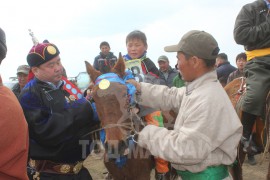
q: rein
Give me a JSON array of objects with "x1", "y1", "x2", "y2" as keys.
[{"x1": 232, "y1": 77, "x2": 246, "y2": 96}]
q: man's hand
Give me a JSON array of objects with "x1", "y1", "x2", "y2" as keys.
[{"x1": 126, "y1": 79, "x2": 141, "y2": 93}]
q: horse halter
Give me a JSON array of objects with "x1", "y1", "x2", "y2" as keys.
[{"x1": 94, "y1": 70, "x2": 144, "y2": 141}]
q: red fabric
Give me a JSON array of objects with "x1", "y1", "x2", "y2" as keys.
[
  {"x1": 0, "y1": 76, "x2": 29, "y2": 180},
  {"x1": 62, "y1": 76, "x2": 82, "y2": 99},
  {"x1": 27, "y1": 69, "x2": 35, "y2": 82}
]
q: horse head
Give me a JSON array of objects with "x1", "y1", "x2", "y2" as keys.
[{"x1": 85, "y1": 53, "x2": 138, "y2": 158}]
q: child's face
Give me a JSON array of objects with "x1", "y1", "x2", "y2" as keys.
[{"x1": 126, "y1": 38, "x2": 147, "y2": 59}]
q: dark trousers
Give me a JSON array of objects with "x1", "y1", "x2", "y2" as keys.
[
  {"x1": 242, "y1": 56, "x2": 270, "y2": 118},
  {"x1": 242, "y1": 111, "x2": 256, "y2": 139},
  {"x1": 28, "y1": 168, "x2": 92, "y2": 180}
]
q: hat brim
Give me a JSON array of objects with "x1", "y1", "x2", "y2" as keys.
[
  {"x1": 17, "y1": 70, "x2": 29, "y2": 75},
  {"x1": 164, "y1": 45, "x2": 180, "y2": 52},
  {"x1": 158, "y1": 59, "x2": 168, "y2": 62}
]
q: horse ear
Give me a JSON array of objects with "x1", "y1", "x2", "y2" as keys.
[
  {"x1": 112, "y1": 52, "x2": 126, "y2": 78},
  {"x1": 85, "y1": 61, "x2": 102, "y2": 82}
]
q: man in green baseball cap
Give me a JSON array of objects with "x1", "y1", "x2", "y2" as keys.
[{"x1": 128, "y1": 30, "x2": 242, "y2": 180}]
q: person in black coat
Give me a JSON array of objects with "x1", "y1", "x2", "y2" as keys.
[
  {"x1": 215, "y1": 53, "x2": 237, "y2": 87},
  {"x1": 20, "y1": 41, "x2": 99, "y2": 180}
]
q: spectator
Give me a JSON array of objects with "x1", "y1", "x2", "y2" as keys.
[
  {"x1": 158, "y1": 55, "x2": 178, "y2": 87},
  {"x1": 93, "y1": 41, "x2": 117, "y2": 74},
  {"x1": 227, "y1": 52, "x2": 247, "y2": 84},
  {"x1": 172, "y1": 64, "x2": 185, "y2": 88},
  {"x1": 12, "y1": 65, "x2": 30, "y2": 98},
  {"x1": 216, "y1": 53, "x2": 237, "y2": 86}
]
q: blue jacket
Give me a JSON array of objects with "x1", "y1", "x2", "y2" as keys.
[{"x1": 216, "y1": 62, "x2": 237, "y2": 84}]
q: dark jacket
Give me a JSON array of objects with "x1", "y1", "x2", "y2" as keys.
[
  {"x1": 19, "y1": 78, "x2": 99, "y2": 163},
  {"x1": 93, "y1": 52, "x2": 117, "y2": 73},
  {"x1": 141, "y1": 58, "x2": 160, "y2": 78},
  {"x1": 234, "y1": 0, "x2": 270, "y2": 50},
  {"x1": 216, "y1": 62, "x2": 237, "y2": 84},
  {"x1": 159, "y1": 66, "x2": 178, "y2": 87},
  {"x1": 11, "y1": 83, "x2": 21, "y2": 99}
]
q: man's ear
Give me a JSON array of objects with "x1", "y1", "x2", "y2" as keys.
[
  {"x1": 31, "y1": 67, "x2": 38, "y2": 75},
  {"x1": 192, "y1": 56, "x2": 201, "y2": 69}
]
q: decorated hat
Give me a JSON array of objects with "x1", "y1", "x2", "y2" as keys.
[{"x1": 27, "y1": 41, "x2": 60, "y2": 67}]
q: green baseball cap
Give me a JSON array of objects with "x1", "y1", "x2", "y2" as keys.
[
  {"x1": 164, "y1": 30, "x2": 220, "y2": 60},
  {"x1": 158, "y1": 55, "x2": 169, "y2": 62}
]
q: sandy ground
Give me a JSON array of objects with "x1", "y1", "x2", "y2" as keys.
[{"x1": 83, "y1": 147, "x2": 269, "y2": 180}]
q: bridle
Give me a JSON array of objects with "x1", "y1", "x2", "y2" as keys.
[{"x1": 85, "y1": 70, "x2": 145, "y2": 143}]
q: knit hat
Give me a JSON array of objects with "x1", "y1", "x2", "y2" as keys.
[
  {"x1": 27, "y1": 42, "x2": 60, "y2": 67},
  {"x1": 0, "y1": 27, "x2": 7, "y2": 62},
  {"x1": 164, "y1": 30, "x2": 220, "y2": 60}
]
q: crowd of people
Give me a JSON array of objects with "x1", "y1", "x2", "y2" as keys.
[{"x1": 0, "y1": 0, "x2": 269, "y2": 179}]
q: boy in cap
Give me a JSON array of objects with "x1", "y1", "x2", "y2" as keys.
[
  {"x1": 12, "y1": 64, "x2": 30, "y2": 98},
  {"x1": 127, "y1": 30, "x2": 242, "y2": 179},
  {"x1": 0, "y1": 27, "x2": 29, "y2": 180},
  {"x1": 19, "y1": 41, "x2": 99, "y2": 180},
  {"x1": 157, "y1": 55, "x2": 178, "y2": 88}
]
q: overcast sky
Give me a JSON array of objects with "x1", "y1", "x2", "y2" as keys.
[{"x1": 0, "y1": 0, "x2": 251, "y2": 81}]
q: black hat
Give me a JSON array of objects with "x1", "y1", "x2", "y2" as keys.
[
  {"x1": 0, "y1": 27, "x2": 7, "y2": 62},
  {"x1": 27, "y1": 42, "x2": 60, "y2": 67}
]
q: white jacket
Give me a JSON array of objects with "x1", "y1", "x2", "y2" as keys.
[{"x1": 137, "y1": 70, "x2": 242, "y2": 173}]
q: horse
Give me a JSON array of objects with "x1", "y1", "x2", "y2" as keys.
[
  {"x1": 224, "y1": 77, "x2": 270, "y2": 180},
  {"x1": 85, "y1": 55, "x2": 156, "y2": 180}
]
